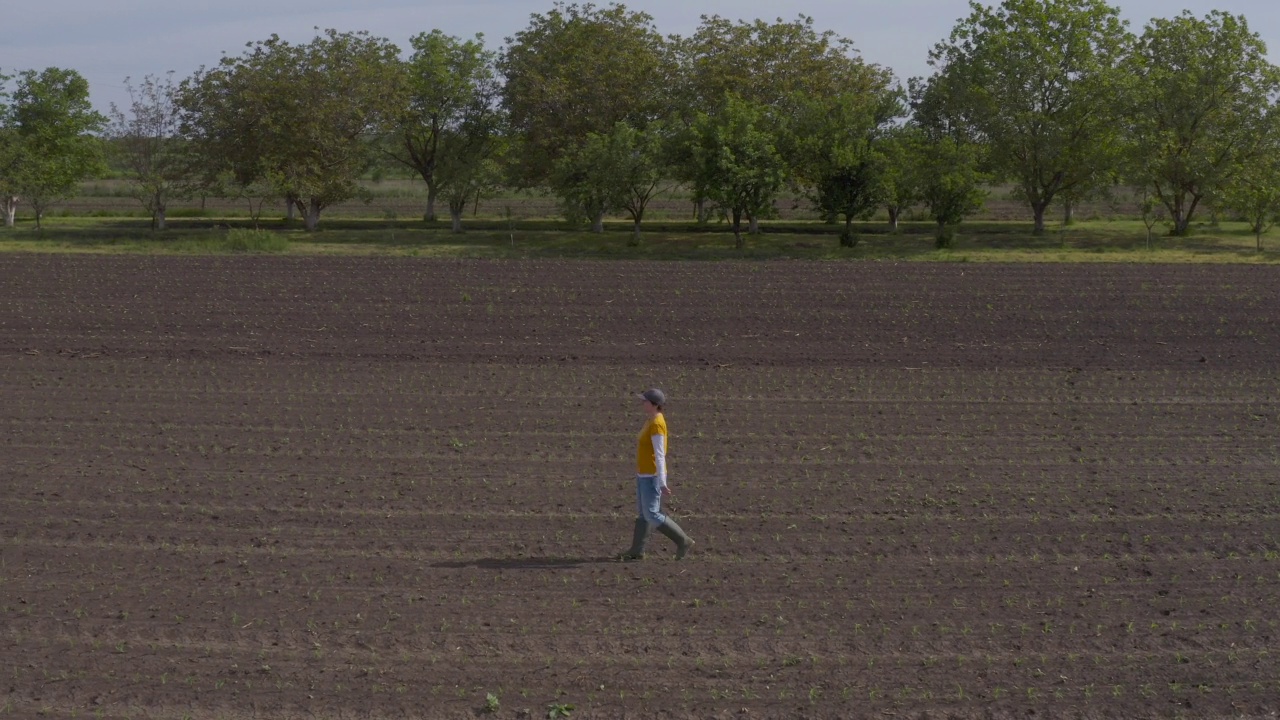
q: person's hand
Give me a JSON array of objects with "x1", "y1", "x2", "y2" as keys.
[{"x1": 661, "y1": 485, "x2": 672, "y2": 498}]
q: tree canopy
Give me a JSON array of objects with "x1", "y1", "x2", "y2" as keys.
[
  {"x1": 689, "y1": 95, "x2": 787, "y2": 249},
  {"x1": 498, "y1": 2, "x2": 668, "y2": 186},
  {"x1": 106, "y1": 73, "x2": 189, "y2": 230},
  {"x1": 4, "y1": 68, "x2": 106, "y2": 229},
  {"x1": 389, "y1": 31, "x2": 502, "y2": 222},
  {"x1": 180, "y1": 29, "x2": 404, "y2": 231},
  {"x1": 1125, "y1": 10, "x2": 1280, "y2": 236},
  {"x1": 922, "y1": 0, "x2": 1132, "y2": 234},
  {"x1": 4, "y1": 2, "x2": 1280, "y2": 246}
]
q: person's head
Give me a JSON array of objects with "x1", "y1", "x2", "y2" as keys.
[{"x1": 639, "y1": 388, "x2": 665, "y2": 417}]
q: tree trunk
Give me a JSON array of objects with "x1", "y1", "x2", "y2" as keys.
[
  {"x1": 450, "y1": 203, "x2": 464, "y2": 234},
  {"x1": 1063, "y1": 198, "x2": 1075, "y2": 226},
  {"x1": 630, "y1": 219, "x2": 642, "y2": 245},
  {"x1": 425, "y1": 183, "x2": 438, "y2": 222},
  {"x1": 1032, "y1": 203, "x2": 1048, "y2": 235},
  {"x1": 2, "y1": 196, "x2": 16, "y2": 228},
  {"x1": 935, "y1": 220, "x2": 950, "y2": 249},
  {"x1": 286, "y1": 199, "x2": 297, "y2": 222},
  {"x1": 1168, "y1": 193, "x2": 1194, "y2": 237},
  {"x1": 1171, "y1": 215, "x2": 1191, "y2": 236},
  {"x1": 732, "y1": 208, "x2": 744, "y2": 250},
  {"x1": 693, "y1": 198, "x2": 705, "y2": 223},
  {"x1": 150, "y1": 189, "x2": 168, "y2": 231},
  {"x1": 840, "y1": 216, "x2": 856, "y2": 248},
  {"x1": 248, "y1": 197, "x2": 264, "y2": 229},
  {"x1": 1179, "y1": 194, "x2": 1203, "y2": 236},
  {"x1": 887, "y1": 206, "x2": 899, "y2": 234},
  {"x1": 591, "y1": 211, "x2": 604, "y2": 234},
  {"x1": 304, "y1": 199, "x2": 322, "y2": 232},
  {"x1": 748, "y1": 214, "x2": 760, "y2": 235}
]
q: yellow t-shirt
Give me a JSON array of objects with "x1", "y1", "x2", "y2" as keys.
[{"x1": 636, "y1": 413, "x2": 668, "y2": 476}]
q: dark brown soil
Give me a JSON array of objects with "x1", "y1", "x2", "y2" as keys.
[{"x1": 2, "y1": 256, "x2": 1278, "y2": 719}]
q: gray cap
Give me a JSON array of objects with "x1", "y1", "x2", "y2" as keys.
[{"x1": 640, "y1": 388, "x2": 666, "y2": 406}]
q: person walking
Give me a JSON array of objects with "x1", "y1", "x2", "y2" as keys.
[{"x1": 617, "y1": 388, "x2": 694, "y2": 561}]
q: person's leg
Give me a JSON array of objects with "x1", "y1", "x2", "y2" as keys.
[
  {"x1": 647, "y1": 477, "x2": 694, "y2": 559},
  {"x1": 639, "y1": 475, "x2": 667, "y2": 527},
  {"x1": 616, "y1": 517, "x2": 649, "y2": 560},
  {"x1": 616, "y1": 476, "x2": 652, "y2": 560},
  {"x1": 655, "y1": 517, "x2": 695, "y2": 559}
]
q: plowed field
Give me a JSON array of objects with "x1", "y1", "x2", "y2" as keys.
[{"x1": 2, "y1": 256, "x2": 1279, "y2": 719}]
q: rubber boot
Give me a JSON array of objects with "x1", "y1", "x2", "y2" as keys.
[
  {"x1": 615, "y1": 517, "x2": 649, "y2": 561},
  {"x1": 656, "y1": 518, "x2": 695, "y2": 560}
]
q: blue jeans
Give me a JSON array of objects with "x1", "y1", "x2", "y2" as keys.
[{"x1": 635, "y1": 475, "x2": 667, "y2": 528}]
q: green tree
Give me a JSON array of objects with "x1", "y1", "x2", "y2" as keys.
[
  {"x1": 923, "y1": 0, "x2": 1132, "y2": 235},
  {"x1": 0, "y1": 70, "x2": 18, "y2": 227},
  {"x1": 388, "y1": 31, "x2": 502, "y2": 222},
  {"x1": 181, "y1": 30, "x2": 404, "y2": 231},
  {"x1": 879, "y1": 125, "x2": 926, "y2": 233},
  {"x1": 551, "y1": 122, "x2": 668, "y2": 241},
  {"x1": 207, "y1": 167, "x2": 286, "y2": 230},
  {"x1": 106, "y1": 73, "x2": 190, "y2": 230},
  {"x1": 672, "y1": 15, "x2": 875, "y2": 226},
  {"x1": 599, "y1": 123, "x2": 669, "y2": 244},
  {"x1": 1058, "y1": 170, "x2": 1116, "y2": 226},
  {"x1": 790, "y1": 74, "x2": 902, "y2": 246},
  {"x1": 1136, "y1": 188, "x2": 1166, "y2": 249},
  {"x1": 499, "y1": 2, "x2": 668, "y2": 186},
  {"x1": 914, "y1": 134, "x2": 988, "y2": 248},
  {"x1": 179, "y1": 61, "x2": 271, "y2": 221},
  {"x1": 1126, "y1": 11, "x2": 1280, "y2": 236},
  {"x1": 673, "y1": 15, "x2": 866, "y2": 119},
  {"x1": 690, "y1": 95, "x2": 786, "y2": 250},
  {"x1": 8, "y1": 68, "x2": 106, "y2": 230},
  {"x1": 1218, "y1": 112, "x2": 1280, "y2": 251},
  {"x1": 550, "y1": 139, "x2": 613, "y2": 233},
  {"x1": 442, "y1": 152, "x2": 505, "y2": 234}
]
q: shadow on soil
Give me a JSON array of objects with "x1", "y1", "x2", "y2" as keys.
[{"x1": 432, "y1": 556, "x2": 615, "y2": 569}]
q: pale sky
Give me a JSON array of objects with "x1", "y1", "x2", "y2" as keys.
[{"x1": 7, "y1": 0, "x2": 1280, "y2": 112}]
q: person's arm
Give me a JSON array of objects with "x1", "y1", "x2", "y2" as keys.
[{"x1": 652, "y1": 433, "x2": 668, "y2": 489}]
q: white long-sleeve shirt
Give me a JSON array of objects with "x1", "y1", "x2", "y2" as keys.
[{"x1": 651, "y1": 434, "x2": 667, "y2": 487}]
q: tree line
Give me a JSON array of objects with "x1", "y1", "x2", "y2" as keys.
[{"x1": 1, "y1": 0, "x2": 1278, "y2": 249}]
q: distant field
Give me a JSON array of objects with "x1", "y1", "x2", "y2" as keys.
[
  {"x1": 57, "y1": 178, "x2": 1141, "y2": 223},
  {"x1": 4, "y1": 179, "x2": 1276, "y2": 264},
  {"x1": 0, "y1": 216, "x2": 1277, "y2": 264}
]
